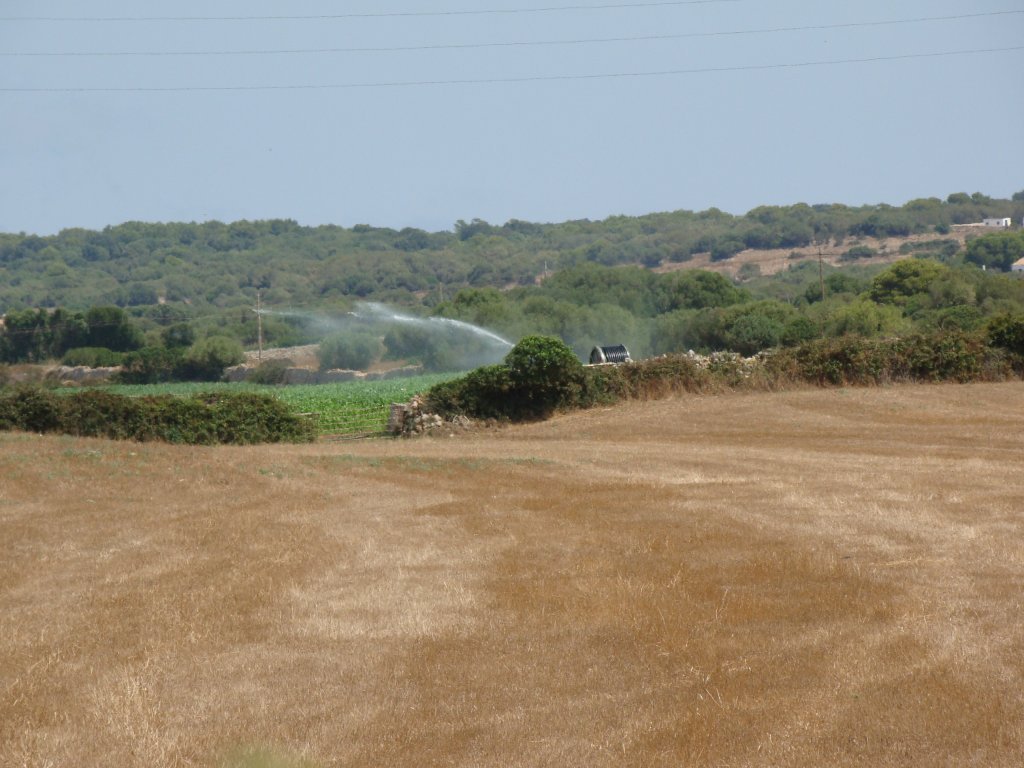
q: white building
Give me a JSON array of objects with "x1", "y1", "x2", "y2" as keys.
[
  {"x1": 982, "y1": 217, "x2": 1012, "y2": 228},
  {"x1": 1012, "y1": 258, "x2": 1024, "y2": 273}
]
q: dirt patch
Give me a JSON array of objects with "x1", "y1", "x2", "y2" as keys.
[{"x1": 654, "y1": 230, "x2": 974, "y2": 279}]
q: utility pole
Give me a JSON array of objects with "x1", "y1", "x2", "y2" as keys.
[
  {"x1": 817, "y1": 246, "x2": 826, "y2": 303},
  {"x1": 255, "y1": 289, "x2": 264, "y2": 362}
]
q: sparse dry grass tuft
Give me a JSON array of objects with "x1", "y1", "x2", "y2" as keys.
[{"x1": 1, "y1": 382, "x2": 1022, "y2": 766}]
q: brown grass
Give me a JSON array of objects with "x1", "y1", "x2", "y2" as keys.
[{"x1": 2, "y1": 382, "x2": 1022, "y2": 767}]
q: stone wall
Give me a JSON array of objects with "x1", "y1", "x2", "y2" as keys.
[
  {"x1": 224, "y1": 364, "x2": 424, "y2": 384},
  {"x1": 388, "y1": 396, "x2": 473, "y2": 437},
  {"x1": 46, "y1": 365, "x2": 121, "y2": 386}
]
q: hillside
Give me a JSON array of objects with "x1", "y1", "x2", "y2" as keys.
[
  {"x1": 658, "y1": 227, "x2": 977, "y2": 280},
  {"x1": 3, "y1": 383, "x2": 1022, "y2": 766},
  {"x1": 1, "y1": 192, "x2": 1020, "y2": 316},
  {"x1": 2, "y1": 193, "x2": 1023, "y2": 375}
]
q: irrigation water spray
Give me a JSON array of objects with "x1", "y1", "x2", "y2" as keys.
[
  {"x1": 354, "y1": 303, "x2": 513, "y2": 349},
  {"x1": 258, "y1": 303, "x2": 513, "y2": 370}
]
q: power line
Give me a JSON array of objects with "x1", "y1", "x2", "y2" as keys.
[
  {"x1": 4, "y1": 10, "x2": 1018, "y2": 58},
  {"x1": 0, "y1": 0, "x2": 745, "y2": 23},
  {"x1": 1, "y1": 46, "x2": 1020, "y2": 93}
]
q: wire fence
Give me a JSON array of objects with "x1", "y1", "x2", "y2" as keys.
[{"x1": 308, "y1": 402, "x2": 393, "y2": 440}]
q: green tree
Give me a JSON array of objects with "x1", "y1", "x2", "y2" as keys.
[
  {"x1": 964, "y1": 231, "x2": 1024, "y2": 272},
  {"x1": 826, "y1": 299, "x2": 907, "y2": 337},
  {"x1": 657, "y1": 270, "x2": 748, "y2": 312},
  {"x1": 781, "y1": 316, "x2": 819, "y2": 346},
  {"x1": 383, "y1": 324, "x2": 432, "y2": 361},
  {"x1": 717, "y1": 301, "x2": 795, "y2": 354},
  {"x1": 869, "y1": 260, "x2": 950, "y2": 307},
  {"x1": 650, "y1": 309, "x2": 698, "y2": 355},
  {"x1": 726, "y1": 313, "x2": 784, "y2": 355},
  {"x1": 0, "y1": 308, "x2": 48, "y2": 362},
  {"x1": 986, "y1": 313, "x2": 1024, "y2": 356},
  {"x1": 318, "y1": 332, "x2": 383, "y2": 371},
  {"x1": 161, "y1": 323, "x2": 196, "y2": 349},
  {"x1": 179, "y1": 336, "x2": 245, "y2": 381},
  {"x1": 118, "y1": 346, "x2": 185, "y2": 384},
  {"x1": 84, "y1": 306, "x2": 144, "y2": 352}
]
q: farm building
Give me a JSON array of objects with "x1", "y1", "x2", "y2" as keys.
[
  {"x1": 982, "y1": 217, "x2": 1012, "y2": 228},
  {"x1": 1012, "y1": 258, "x2": 1024, "y2": 273}
]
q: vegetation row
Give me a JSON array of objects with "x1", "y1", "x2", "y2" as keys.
[
  {"x1": 426, "y1": 324, "x2": 1024, "y2": 423},
  {"x1": 4, "y1": 230, "x2": 1024, "y2": 381},
  {"x1": 0, "y1": 389, "x2": 316, "y2": 445},
  {"x1": 2, "y1": 191, "x2": 1021, "y2": 317}
]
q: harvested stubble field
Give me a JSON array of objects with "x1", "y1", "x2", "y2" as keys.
[{"x1": 2, "y1": 382, "x2": 1022, "y2": 767}]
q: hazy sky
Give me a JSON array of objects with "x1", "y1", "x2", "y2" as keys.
[{"x1": 1, "y1": 0, "x2": 1022, "y2": 235}]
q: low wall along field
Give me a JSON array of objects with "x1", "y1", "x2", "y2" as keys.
[{"x1": 1, "y1": 382, "x2": 1022, "y2": 766}]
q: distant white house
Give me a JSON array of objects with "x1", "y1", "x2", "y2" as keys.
[
  {"x1": 1012, "y1": 258, "x2": 1024, "y2": 273},
  {"x1": 982, "y1": 217, "x2": 1012, "y2": 228}
]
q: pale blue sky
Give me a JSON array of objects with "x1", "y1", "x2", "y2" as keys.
[{"x1": 1, "y1": 0, "x2": 1022, "y2": 235}]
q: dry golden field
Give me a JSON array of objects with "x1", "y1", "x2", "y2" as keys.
[{"x1": 2, "y1": 382, "x2": 1023, "y2": 767}]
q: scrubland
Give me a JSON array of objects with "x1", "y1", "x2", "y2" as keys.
[{"x1": 2, "y1": 382, "x2": 1022, "y2": 767}]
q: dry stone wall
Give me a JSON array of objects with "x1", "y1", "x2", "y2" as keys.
[
  {"x1": 388, "y1": 396, "x2": 473, "y2": 437},
  {"x1": 224, "y1": 364, "x2": 424, "y2": 384}
]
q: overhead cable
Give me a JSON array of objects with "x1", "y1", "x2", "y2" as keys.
[
  {"x1": 0, "y1": 1, "x2": 745, "y2": 23},
  {"x1": 3, "y1": 11, "x2": 1019, "y2": 57},
  {"x1": 2, "y1": 46, "x2": 1021, "y2": 93}
]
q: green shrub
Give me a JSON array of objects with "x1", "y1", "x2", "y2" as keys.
[
  {"x1": 709, "y1": 238, "x2": 745, "y2": 262},
  {"x1": 383, "y1": 325, "x2": 431, "y2": 361},
  {"x1": 117, "y1": 346, "x2": 185, "y2": 384},
  {"x1": 215, "y1": 391, "x2": 316, "y2": 444},
  {"x1": 0, "y1": 387, "x2": 65, "y2": 433},
  {"x1": 62, "y1": 347, "x2": 125, "y2": 367},
  {"x1": 60, "y1": 389, "x2": 151, "y2": 440},
  {"x1": 781, "y1": 316, "x2": 819, "y2": 347},
  {"x1": 180, "y1": 336, "x2": 245, "y2": 381},
  {"x1": 986, "y1": 313, "x2": 1024, "y2": 356},
  {"x1": 246, "y1": 359, "x2": 292, "y2": 385},
  {"x1": 725, "y1": 314, "x2": 784, "y2": 355},
  {"x1": 841, "y1": 244, "x2": 877, "y2": 261},
  {"x1": 505, "y1": 335, "x2": 583, "y2": 418},
  {"x1": 160, "y1": 323, "x2": 196, "y2": 349},
  {"x1": 782, "y1": 332, "x2": 1009, "y2": 386},
  {"x1": 596, "y1": 355, "x2": 712, "y2": 400},
  {"x1": 965, "y1": 231, "x2": 1024, "y2": 271},
  {"x1": 426, "y1": 336, "x2": 583, "y2": 421},
  {"x1": 425, "y1": 364, "x2": 514, "y2": 419},
  {"x1": 0, "y1": 388, "x2": 316, "y2": 444}
]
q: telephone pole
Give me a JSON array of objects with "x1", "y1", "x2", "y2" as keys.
[
  {"x1": 817, "y1": 246, "x2": 826, "y2": 303},
  {"x1": 255, "y1": 289, "x2": 264, "y2": 362}
]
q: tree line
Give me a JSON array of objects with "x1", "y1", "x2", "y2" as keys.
[
  {"x1": 4, "y1": 252, "x2": 1022, "y2": 383},
  {"x1": 1, "y1": 191, "x2": 1021, "y2": 315},
  {"x1": 2, "y1": 191, "x2": 1023, "y2": 380}
]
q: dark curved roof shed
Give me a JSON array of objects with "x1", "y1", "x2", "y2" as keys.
[{"x1": 589, "y1": 345, "x2": 631, "y2": 365}]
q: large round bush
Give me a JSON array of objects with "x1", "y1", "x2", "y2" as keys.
[{"x1": 504, "y1": 335, "x2": 583, "y2": 416}]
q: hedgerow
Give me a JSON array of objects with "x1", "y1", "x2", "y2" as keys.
[
  {"x1": 425, "y1": 331, "x2": 1021, "y2": 423},
  {"x1": 0, "y1": 388, "x2": 316, "y2": 444}
]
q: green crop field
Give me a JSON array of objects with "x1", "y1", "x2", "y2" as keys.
[{"x1": 100, "y1": 372, "x2": 461, "y2": 437}]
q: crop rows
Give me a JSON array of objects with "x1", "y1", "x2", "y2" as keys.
[{"x1": 102, "y1": 373, "x2": 460, "y2": 437}]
